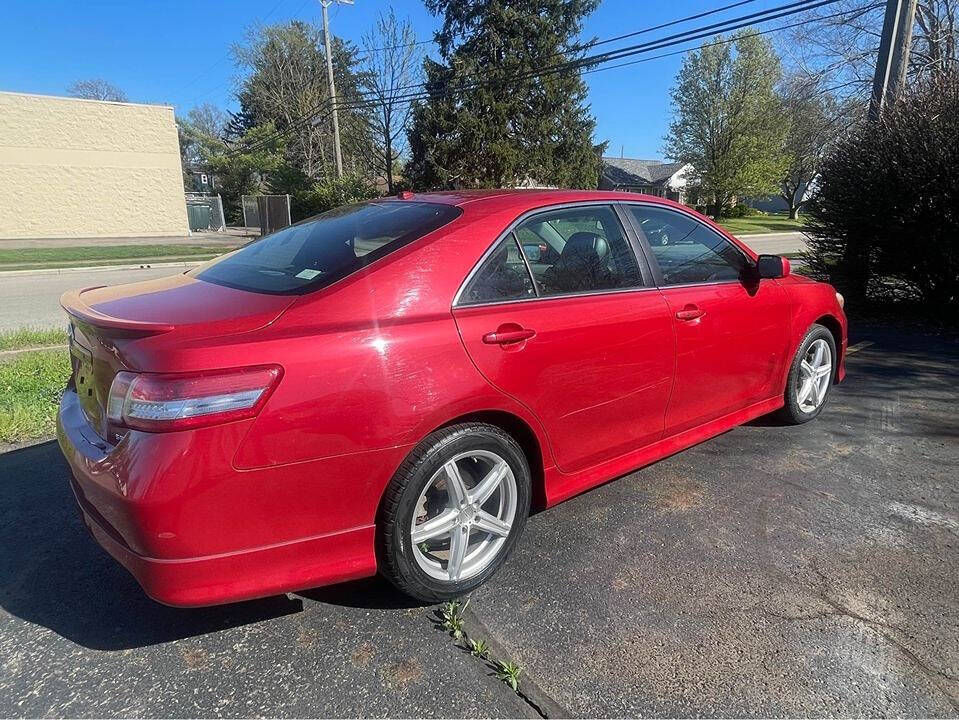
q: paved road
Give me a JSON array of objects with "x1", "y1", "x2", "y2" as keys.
[
  {"x1": 1, "y1": 327, "x2": 956, "y2": 716},
  {"x1": 0, "y1": 266, "x2": 186, "y2": 332},
  {"x1": 0, "y1": 232, "x2": 808, "y2": 333},
  {"x1": 735, "y1": 230, "x2": 808, "y2": 255}
]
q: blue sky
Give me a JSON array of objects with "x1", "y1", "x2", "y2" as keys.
[{"x1": 1, "y1": 0, "x2": 786, "y2": 160}]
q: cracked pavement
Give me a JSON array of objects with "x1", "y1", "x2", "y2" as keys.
[{"x1": 1, "y1": 326, "x2": 956, "y2": 717}]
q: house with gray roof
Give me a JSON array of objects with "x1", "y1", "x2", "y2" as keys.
[{"x1": 599, "y1": 157, "x2": 692, "y2": 204}]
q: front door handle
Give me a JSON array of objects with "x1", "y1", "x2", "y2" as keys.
[
  {"x1": 483, "y1": 328, "x2": 536, "y2": 345},
  {"x1": 675, "y1": 304, "x2": 706, "y2": 321}
]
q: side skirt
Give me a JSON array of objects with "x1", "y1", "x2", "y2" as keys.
[{"x1": 543, "y1": 395, "x2": 784, "y2": 507}]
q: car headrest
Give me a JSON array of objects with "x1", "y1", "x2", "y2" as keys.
[{"x1": 563, "y1": 232, "x2": 609, "y2": 261}]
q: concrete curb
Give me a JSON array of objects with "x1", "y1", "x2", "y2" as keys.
[
  {"x1": 0, "y1": 344, "x2": 67, "y2": 358},
  {"x1": 462, "y1": 604, "x2": 571, "y2": 719},
  {"x1": 1, "y1": 261, "x2": 205, "y2": 277},
  {"x1": 733, "y1": 230, "x2": 809, "y2": 239}
]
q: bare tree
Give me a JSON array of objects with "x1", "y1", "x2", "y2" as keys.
[
  {"x1": 360, "y1": 10, "x2": 422, "y2": 193},
  {"x1": 67, "y1": 78, "x2": 128, "y2": 102},
  {"x1": 778, "y1": 76, "x2": 852, "y2": 218},
  {"x1": 185, "y1": 103, "x2": 229, "y2": 139},
  {"x1": 783, "y1": 0, "x2": 959, "y2": 99}
]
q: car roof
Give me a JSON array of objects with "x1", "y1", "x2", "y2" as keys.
[{"x1": 386, "y1": 189, "x2": 683, "y2": 213}]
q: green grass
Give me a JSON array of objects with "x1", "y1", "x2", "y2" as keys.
[
  {"x1": 0, "y1": 328, "x2": 68, "y2": 351},
  {"x1": 717, "y1": 214, "x2": 807, "y2": 235},
  {"x1": 0, "y1": 244, "x2": 235, "y2": 271},
  {"x1": 0, "y1": 349, "x2": 71, "y2": 444}
]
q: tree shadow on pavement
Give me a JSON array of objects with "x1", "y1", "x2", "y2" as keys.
[{"x1": 0, "y1": 441, "x2": 303, "y2": 652}]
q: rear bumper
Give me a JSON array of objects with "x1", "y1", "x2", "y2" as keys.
[
  {"x1": 57, "y1": 389, "x2": 383, "y2": 606},
  {"x1": 72, "y1": 480, "x2": 374, "y2": 606}
]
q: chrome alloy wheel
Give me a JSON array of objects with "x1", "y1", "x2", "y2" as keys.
[
  {"x1": 410, "y1": 450, "x2": 517, "y2": 582},
  {"x1": 797, "y1": 337, "x2": 833, "y2": 413}
]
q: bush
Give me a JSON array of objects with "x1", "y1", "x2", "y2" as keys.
[
  {"x1": 290, "y1": 174, "x2": 378, "y2": 222},
  {"x1": 722, "y1": 204, "x2": 763, "y2": 218},
  {"x1": 804, "y1": 72, "x2": 959, "y2": 310}
]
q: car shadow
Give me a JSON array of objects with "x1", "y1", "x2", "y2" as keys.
[{"x1": 0, "y1": 441, "x2": 304, "y2": 651}]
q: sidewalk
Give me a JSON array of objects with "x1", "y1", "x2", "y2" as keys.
[{"x1": 0, "y1": 227, "x2": 258, "y2": 249}]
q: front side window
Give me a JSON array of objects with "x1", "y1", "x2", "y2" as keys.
[
  {"x1": 514, "y1": 205, "x2": 643, "y2": 297},
  {"x1": 460, "y1": 235, "x2": 535, "y2": 305},
  {"x1": 626, "y1": 205, "x2": 749, "y2": 286},
  {"x1": 191, "y1": 201, "x2": 461, "y2": 294}
]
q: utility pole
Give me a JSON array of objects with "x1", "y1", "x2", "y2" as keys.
[
  {"x1": 869, "y1": 0, "x2": 917, "y2": 121},
  {"x1": 321, "y1": 0, "x2": 352, "y2": 177}
]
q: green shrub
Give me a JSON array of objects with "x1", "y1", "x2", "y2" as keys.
[
  {"x1": 722, "y1": 204, "x2": 763, "y2": 218},
  {"x1": 805, "y1": 71, "x2": 959, "y2": 310},
  {"x1": 290, "y1": 175, "x2": 378, "y2": 222}
]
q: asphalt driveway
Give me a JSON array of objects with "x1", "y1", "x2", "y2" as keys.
[{"x1": 1, "y1": 326, "x2": 956, "y2": 717}]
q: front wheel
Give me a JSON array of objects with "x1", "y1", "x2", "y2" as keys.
[
  {"x1": 778, "y1": 324, "x2": 837, "y2": 424},
  {"x1": 378, "y1": 423, "x2": 531, "y2": 602}
]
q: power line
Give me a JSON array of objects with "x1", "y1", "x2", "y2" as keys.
[
  {"x1": 227, "y1": 0, "x2": 852, "y2": 157},
  {"x1": 179, "y1": 0, "x2": 293, "y2": 93},
  {"x1": 321, "y1": 0, "x2": 844, "y2": 118}
]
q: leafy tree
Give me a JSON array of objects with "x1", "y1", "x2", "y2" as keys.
[
  {"x1": 665, "y1": 30, "x2": 787, "y2": 219},
  {"x1": 67, "y1": 79, "x2": 127, "y2": 102},
  {"x1": 290, "y1": 174, "x2": 377, "y2": 222},
  {"x1": 360, "y1": 9, "x2": 423, "y2": 194},
  {"x1": 232, "y1": 21, "x2": 370, "y2": 183},
  {"x1": 203, "y1": 124, "x2": 286, "y2": 223},
  {"x1": 777, "y1": 77, "x2": 850, "y2": 219},
  {"x1": 406, "y1": 0, "x2": 603, "y2": 190},
  {"x1": 804, "y1": 71, "x2": 959, "y2": 310}
]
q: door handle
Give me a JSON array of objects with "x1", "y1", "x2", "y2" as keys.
[
  {"x1": 675, "y1": 305, "x2": 706, "y2": 321},
  {"x1": 482, "y1": 328, "x2": 536, "y2": 345}
]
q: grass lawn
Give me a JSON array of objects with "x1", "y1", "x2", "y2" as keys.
[
  {"x1": 0, "y1": 328, "x2": 68, "y2": 351},
  {"x1": 0, "y1": 244, "x2": 235, "y2": 271},
  {"x1": 718, "y1": 214, "x2": 807, "y2": 235},
  {"x1": 0, "y1": 349, "x2": 70, "y2": 444}
]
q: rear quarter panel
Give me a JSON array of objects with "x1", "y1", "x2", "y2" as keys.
[{"x1": 226, "y1": 210, "x2": 556, "y2": 473}]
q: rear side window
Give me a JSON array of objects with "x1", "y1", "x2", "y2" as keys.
[
  {"x1": 191, "y1": 201, "x2": 461, "y2": 294},
  {"x1": 460, "y1": 235, "x2": 536, "y2": 305},
  {"x1": 514, "y1": 205, "x2": 643, "y2": 296}
]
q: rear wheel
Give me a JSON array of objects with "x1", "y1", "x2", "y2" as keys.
[
  {"x1": 778, "y1": 324, "x2": 836, "y2": 424},
  {"x1": 378, "y1": 423, "x2": 531, "y2": 602}
]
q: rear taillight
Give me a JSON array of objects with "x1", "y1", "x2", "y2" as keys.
[{"x1": 106, "y1": 365, "x2": 282, "y2": 432}]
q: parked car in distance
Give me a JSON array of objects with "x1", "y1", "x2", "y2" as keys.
[{"x1": 57, "y1": 190, "x2": 846, "y2": 606}]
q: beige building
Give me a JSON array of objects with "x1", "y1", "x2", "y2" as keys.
[{"x1": 0, "y1": 91, "x2": 188, "y2": 239}]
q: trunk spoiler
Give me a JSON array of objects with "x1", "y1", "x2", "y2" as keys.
[{"x1": 60, "y1": 287, "x2": 175, "y2": 335}]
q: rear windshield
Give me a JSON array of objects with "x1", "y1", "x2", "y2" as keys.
[{"x1": 191, "y1": 201, "x2": 462, "y2": 294}]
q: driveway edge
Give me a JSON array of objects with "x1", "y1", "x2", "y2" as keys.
[{"x1": 463, "y1": 604, "x2": 572, "y2": 719}]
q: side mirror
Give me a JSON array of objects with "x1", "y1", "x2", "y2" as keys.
[
  {"x1": 522, "y1": 243, "x2": 542, "y2": 263},
  {"x1": 756, "y1": 254, "x2": 790, "y2": 279}
]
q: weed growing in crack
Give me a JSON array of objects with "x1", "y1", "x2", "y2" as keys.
[
  {"x1": 468, "y1": 637, "x2": 489, "y2": 658},
  {"x1": 439, "y1": 599, "x2": 468, "y2": 640},
  {"x1": 496, "y1": 660, "x2": 522, "y2": 691}
]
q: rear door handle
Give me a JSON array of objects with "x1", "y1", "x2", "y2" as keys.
[
  {"x1": 483, "y1": 328, "x2": 536, "y2": 345},
  {"x1": 675, "y1": 305, "x2": 706, "y2": 321}
]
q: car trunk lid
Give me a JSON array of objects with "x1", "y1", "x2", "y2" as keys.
[{"x1": 61, "y1": 273, "x2": 296, "y2": 440}]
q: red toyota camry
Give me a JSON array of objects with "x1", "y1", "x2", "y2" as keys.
[{"x1": 57, "y1": 190, "x2": 846, "y2": 606}]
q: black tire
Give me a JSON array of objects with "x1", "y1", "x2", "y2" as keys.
[
  {"x1": 378, "y1": 422, "x2": 531, "y2": 603},
  {"x1": 777, "y1": 323, "x2": 837, "y2": 424}
]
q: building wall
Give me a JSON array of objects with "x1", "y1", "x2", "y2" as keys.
[{"x1": 0, "y1": 91, "x2": 188, "y2": 239}]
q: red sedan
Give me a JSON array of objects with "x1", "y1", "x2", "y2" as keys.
[{"x1": 57, "y1": 190, "x2": 846, "y2": 606}]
